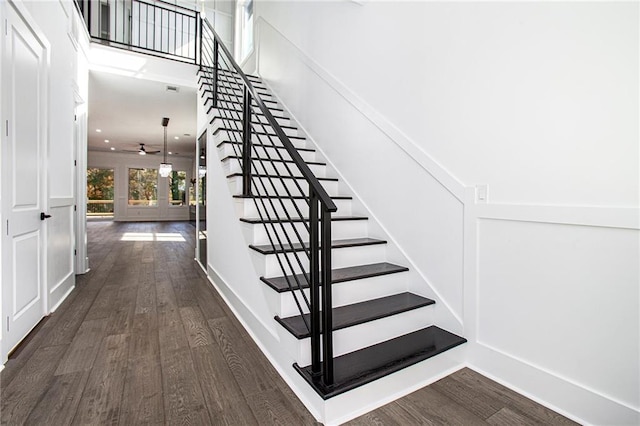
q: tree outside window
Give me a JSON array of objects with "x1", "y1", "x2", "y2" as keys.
[
  {"x1": 168, "y1": 170, "x2": 187, "y2": 206},
  {"x1": 87, "y1": 168, "x2": 114, "y2": 216},
  {"x1": 128, "y1": 168, "x2": 158, "y2": 206}
]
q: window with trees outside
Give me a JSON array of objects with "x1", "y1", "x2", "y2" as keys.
[
  {"x1": 87, "y1": 168, "x2": 114, "y2": 216},
  {"x1": 128, "y1": 168, "x2": 158, "y2": 206},
  {"x1": 168, "y1": 170, "x2": 187, "y2": 206}
]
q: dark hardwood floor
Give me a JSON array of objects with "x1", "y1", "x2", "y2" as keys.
[{"x1": 0, "y1": 221, "x2": 577, "y2": 425}]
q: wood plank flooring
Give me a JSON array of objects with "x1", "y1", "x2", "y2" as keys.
[{"x1": 0, "y1": 221, "x2": 577, "y2": 425}]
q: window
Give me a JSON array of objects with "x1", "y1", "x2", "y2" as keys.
[
  {"x1": 128, "y1": 168, "x2": 158, "y2": 206},
  {"x1": 168, "y1": 170, "x2": 187, "y2": 206},
  {"x1": 87, "y1": 168, "x2": 114, "y2": 216},
  {"x1": 239, "y1": 0, "x2": 253, "y2": 60}
]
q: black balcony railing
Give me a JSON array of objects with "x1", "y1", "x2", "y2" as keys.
[{"x1": 74, "y1": 0, "x2": 199, "y2": 63}]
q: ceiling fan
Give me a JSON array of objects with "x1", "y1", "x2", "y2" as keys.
[{"x1": 123, "y1": 143, "x2": 161, "y2": 155}]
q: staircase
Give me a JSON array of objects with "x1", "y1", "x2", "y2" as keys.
[{"x1": 198, "y1": 19, "x2": 466, "y2": 406}]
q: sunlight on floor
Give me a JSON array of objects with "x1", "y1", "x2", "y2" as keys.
[{"x1": 120, "y1": 232, "x2": 186, "y2": 242}]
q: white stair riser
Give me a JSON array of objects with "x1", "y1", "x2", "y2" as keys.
[
  {"x1": 276, "y1": 272, "x2": 410, "y2": 318},
  {"x1": 204, "y1": 84, "x2": 272, "y2": 99},
  {"x1": 227, "y1": 175, "x2": 340, "y2": 197},
  {"x1": 254, "y1": 114, "x2": 292, "y2": 127},
  {"x1": 278, "y1": 306, "x2": 435, "y2": 366},
  {"x1": 252, "y1": 243, "x2": 387, "y2": 277},
  {"x1": 212, "y1": 122, "x2": 299, "y2": 138},
  {"x1": 223, "y1": 157, "x2": 325, "y2": 178},
  {"x1": 212, "y1": 97, "x2": 281, "y2": 110},
  {"x1": 241, "y1": 220, "x2": 369, "y2": 246},
  {"x1": 208, "y1": 104, "x2": 292, "y2": 127},
  {"x1": 213, "y1": 128, "x2": 308, "y2": 150},
  {"x1": 236, "y1": 197, "x2": 351, "y2": 218},
  {"x1": 218, "y1": 143, "x2": 316, "y2": 163}
]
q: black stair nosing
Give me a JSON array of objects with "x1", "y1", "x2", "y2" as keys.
[
  {"x1": 201, "y1": 93, "x2": 279, "y2": 104},
  {"x1": 200, "y1": 78, "x2": 270, "y2": 91},
  {"x1": 212, "y1": 117, "x2": 297, "y2": 131},
  {"x1": 198, "y1": 67, "x2": 262, "y2": 81},
  {"x1": 249, "y1": 237, "x2": 387, "y2": 255},
  {"x1": 226, "y1": 172, "x2": 338, "y2": 182},
  {"x1": 214, "y1": 128, "x2": 305, "y2": 140},
  {"x1": 260, "y1": 262, "x2": 408, "y2": 293},
  {"x1": 221, "y1": 155, "x2": 325, "y2": 166},
  {"x1": 199, "y1": 81, "x2": 269, "y2": 93},
  {"x1": 233, "y1": 194, "x2": 351, "y2": 201},
  {"x1": 240, "y1": 216, "x2": 367, "y2": 225},
  {"x1": 207, "y1": 105, "x2": 289, "y2": 120},
  {"x1": 217, "y1": 86, "x2": 274, "y2": 97},
  {"x1": 203, "y1": 97, "x2": 281, "y2": 108},
  {"x1": 217, "y1": 140, "x2": 314, "y2": 153},
  {"x1": 294, "y1": 326, "x2": 467, "y2": 400},
  {"x1": 204, "y1": 98, "x2": 285, "y2": 112},
  {"x1": 275, "y1": 292, "x2": 435, "y2": 339}
]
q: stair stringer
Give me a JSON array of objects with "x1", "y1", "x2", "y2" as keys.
[{"x1": 257, "y1": 78, "x2": 465, "y2": 337}]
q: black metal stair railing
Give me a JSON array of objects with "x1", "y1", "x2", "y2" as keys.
[{"x1": 200, "y1": 17, "x2": 338, "y2": 387}]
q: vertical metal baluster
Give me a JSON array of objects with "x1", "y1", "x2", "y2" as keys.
[
  {"x1": 196, "y1": 15, "x2": 200, "y2": 64},
  {"x1": 213, "y1": 39, "x2": 219, "y2": 108},
  {"x1": 242, "y1": 86, "x2": 252, "y2": 196},
  {"x1": 321, "y1": 206, "x2": 334, "y2": 386},
  {"x1": 309, "y1": 187, "x2": 321, "y2": 377}
]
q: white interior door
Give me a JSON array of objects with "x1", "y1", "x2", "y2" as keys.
[{"x1": 1, "y1": 1, "x2": 48, "y2": 361}]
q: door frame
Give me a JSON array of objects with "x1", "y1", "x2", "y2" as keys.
[{"x1": 0, "y1": 0, "x2": 51, "y2": 363}]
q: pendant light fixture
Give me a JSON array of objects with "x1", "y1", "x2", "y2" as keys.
[{"x1": 159, "y1": 117, "x2": 172, "y2": 177}]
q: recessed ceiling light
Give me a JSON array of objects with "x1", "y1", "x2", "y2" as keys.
[
  {"x1": 104, "y1": 139, "x2": 109, "y2": 143},
  {"x1": 168, "y1": 151, "x2": 173, "y2": 155},
  {"x1": 174, "y1": 136, "x2": 179, "y2": 140},
  {"x1": 96, "y1": 129, "x2": 102, "y2": 132},
  {"x1": 110, "y1": 147, "x2": 115, "y2": 151}
]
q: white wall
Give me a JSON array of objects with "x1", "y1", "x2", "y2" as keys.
[
  {"x1": 89, "y1": 151, "x2": 193, "y2": 221},
  {"x1": 252, "y1": 1, "x2": 639, "y2": 424}
]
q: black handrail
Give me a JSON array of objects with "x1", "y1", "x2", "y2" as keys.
[
  {"x1": 201, "y1": 18, "x2": 336, "y2": 213},
  {"x1": 200, "y1": 17, "x2": 337, "y2": 386}
]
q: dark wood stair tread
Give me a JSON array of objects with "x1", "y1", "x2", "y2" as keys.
[
  {"x1": 214, "y1": 128, "x2": 304, "y2": 140},
  {"x1": 226, "y1": 172, "x2": 338, "y2": 182},
  {"x1": 208, "y1": 106, "x2": 289, "y2": 120},
  {"x1": 240, "y1": 216, "x2": 367, "y2": 224},
  {"x1": 198, "y1": 67, "x2": 262, "y2": 81},
  {"x1": 276, "y1": 292, "x2": 434, "y2": 339},
  {"x1": 200, "y1": 81, "x2": 270, "y2": 95},
  {"x1": 217, "y1": 140, "x2": 314, "y2": 153},
  {"x1": 213, "y1": 117, "x2": 296, "y2": 130},
  {"x1": 233, "y1": 194, "x2": 351, "y2": 200},
  {"x1": 249, "y1": 238, "x2": 386, "y2": 255},
  {"x1": 203, "y1": 96, "x2": 284, "y2": 111},
  {"x1": 221, "y1": 155, "x2": 324, "y2": 166},
  {"x1": 261, "y1": 262, "x2": 408, "y2": 292},
  {"x1": 294, "y1": 326, "x2": 467, "y2": 399}
]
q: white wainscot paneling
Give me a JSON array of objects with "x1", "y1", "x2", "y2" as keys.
[{"x1": 477, "y1": 218, "x2": 640, "y2": 413}]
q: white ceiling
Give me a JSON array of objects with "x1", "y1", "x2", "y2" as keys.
[{"x1": 88, "y1": 70, "x2": 198, "y2": 158}]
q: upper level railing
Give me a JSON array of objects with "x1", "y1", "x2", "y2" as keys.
[
  {"x1": 200, "y1": 17, "x2": 337, "y2": 387},
  {"x1": 74, "y1": 0, "x2": 200, "y2": 63}
]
